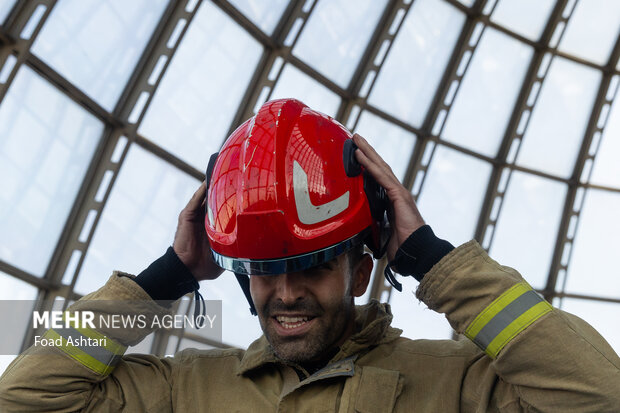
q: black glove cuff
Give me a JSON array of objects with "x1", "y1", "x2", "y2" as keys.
[
  {"x1": 134, "y1": 247, "x2": 199, "y2": 301},
  {"x1": 387, "y1": 225, "x2": 454, "y2": 282}
]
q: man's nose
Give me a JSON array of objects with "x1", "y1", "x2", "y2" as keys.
[{"x1": 275, "y1": 272, "x2": 306, "y2": 305}]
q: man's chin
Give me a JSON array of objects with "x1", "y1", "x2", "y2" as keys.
[
  {"x1": 264, "y1": 328, "x2": 325, "y2": 363},
  {"x1": 272, "y1": 344, "x2": 316, "y2": 363}
]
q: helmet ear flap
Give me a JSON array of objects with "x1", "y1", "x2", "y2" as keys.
[
  {"x1": 342, "y1": 139, "x2": 362, "y2": 177},
  {"x1": 342, "y1": 140, "x2": 391, "y2": 259},
  {"x1": 363, "y1": 171, "x2": 391, "y2": 259}
]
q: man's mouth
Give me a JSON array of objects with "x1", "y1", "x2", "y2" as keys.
[
  {"x1": 271, "y1": 314, "x2": 317, "y2": 335},
  {"x1": 275, "y1": 315, "x2": 313, "y2": 329}
]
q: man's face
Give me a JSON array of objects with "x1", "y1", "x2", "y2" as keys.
[{"x1": 250, "y1": 253, "x2": 367, "y2": 364}]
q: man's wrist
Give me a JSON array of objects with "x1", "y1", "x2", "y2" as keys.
[
  {"x1": 388, "y1": 225, "x2": 454, "y2": 282},
  {"x1": 134, "y1": 247, "x2": 199, "y2": 300}
]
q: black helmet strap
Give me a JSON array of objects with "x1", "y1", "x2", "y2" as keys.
[{"x1": 234, "y1": 273, "x2": 257, "y2": 316}]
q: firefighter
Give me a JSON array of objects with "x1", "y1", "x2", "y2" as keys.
[{"x1": 1, "y1": 99, "x2": 619, "y2": 412}]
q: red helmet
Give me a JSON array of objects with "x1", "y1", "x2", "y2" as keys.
[{"x1": 205, "y1": 99, "x2": 389, "y2": 312}]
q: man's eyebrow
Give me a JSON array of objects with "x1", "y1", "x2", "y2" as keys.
[{"x1": 306, "y1": 261, "x2": 333, "y2": 271}]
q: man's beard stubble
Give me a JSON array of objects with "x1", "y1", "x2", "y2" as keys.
[{"x1": 258, "y1": 294, "x2": 355, "y2": 364}]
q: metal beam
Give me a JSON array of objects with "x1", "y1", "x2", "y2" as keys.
[
  {"x1": 370, "y1": 0, "x2": 493, "y2": 304},
  {"x1": 0, "y1": 260, "x2": 54, "y2": 290},
  {"x1": 25, "y1": 53, "x2": 120, "y2": 126},
  {"x1": 406, "y1": 0, "x2": 493, "y2": 192},
  {"x1": 545, "y1": 31, "x2": 620, "y2": 302},
  {"x1": 332, "y1": 0, "x2": 415, "y2": 302},
  {"x1": 473, "y1": 0, "x2": 571, "y2": 252},
  {"x1": 554, "y1": 292, "x2": 620, "y2": 305},
  {"x1": 0, "y1": 0, "x2": 56, "y2": 107},
  {"x1": 21, "y1": 0, "x2": 204, "y2": 352},
  {"x1": 225, "y1": 0, "x2": 317, "y2": 138},
  {"x1": 334, "y1": 0, "x2": 407, "y2": 123},
  {"x1": 210, "y1": 0, "x2": 276, "y2": 48}
]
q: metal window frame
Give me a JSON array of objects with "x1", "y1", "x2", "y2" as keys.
[{"x1": 0, "y1": 0, "x2": 619, "y2": 353}]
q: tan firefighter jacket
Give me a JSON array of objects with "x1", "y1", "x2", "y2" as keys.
[{"x1": 1, "y1": 240, "x2": 619, "y2": 412}]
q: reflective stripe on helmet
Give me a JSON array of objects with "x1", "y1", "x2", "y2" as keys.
[
  {"x1": 41, "y1": 325, "x2": 126, "y2": 376},
  {"x1": 464, "y1": 282, "x2": 552, "y2": 358},
  {"x1": 212, "y1": 230, "x2": 368, "y2": 276},
  {"x1": 293, "y1": 161, "x2": 350, "y2": 225}
]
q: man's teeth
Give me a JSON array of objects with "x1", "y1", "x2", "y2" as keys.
[{"x1": 276, "y1": 316, "x2": 309, "y2": 329}]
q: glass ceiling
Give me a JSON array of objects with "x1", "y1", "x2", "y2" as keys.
[{"x1": 1, "y1": 0, "x2": 619, "y2": 369}]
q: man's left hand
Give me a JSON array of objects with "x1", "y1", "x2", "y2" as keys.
[{"x1": 353, "y1": 133, "x2": 425, "y2": 261}]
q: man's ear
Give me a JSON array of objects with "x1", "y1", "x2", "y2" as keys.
[{"x1": 352, "y1": 253, "x2": 373, "y2": 297}]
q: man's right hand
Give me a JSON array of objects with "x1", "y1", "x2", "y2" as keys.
[{"x1": 173, "y1": 182, "x2": 224, "y2": 281}]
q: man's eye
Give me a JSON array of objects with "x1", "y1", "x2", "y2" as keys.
[{"x1": 304, "y1": 263, "x2": 331, "y2": 275}]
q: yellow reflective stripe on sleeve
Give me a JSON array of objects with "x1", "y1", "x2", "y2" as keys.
[
  {"x1": 485, "y1": 301, "x2": 552, "y2": 358},
  {"x1": 465, "y1": 283, "x2": 531, "y2": 339},
  {"x1": 43, "y1": 328, "x2": 125, "y2": 376},
  {"x1": 465, "y1": 282, "x2": 552, "y2": 359},
  {"x1": 73, "y1": 325, "x2": 126, "y2": 355},
  {"x1": 62, "y1": 312, "x2": 127, "y2": 355}
]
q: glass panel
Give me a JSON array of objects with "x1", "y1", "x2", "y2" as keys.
[
  {"x1": 590, "y1": 95, "x2": 620, "y2": 188},
  {"x1": 490, "y1": 0, "x2": 555, "y2": 41},
  {"x1": 198, "y1": 273, "x2": 263, "y2": 348},
  {"x1": 139, "y1": 1, "x2": 262, "y2": 170},
  {"x1": 31, "y1": 0, "x2": 169, "y2": 111},
  {"x1": 0, "y1": 67, "x2": 103, "y2": 276},
  {"x1": 517, "y1": 57, "x2": 601, "y2": 178},
  {"x1": 354, "y1": 111, "x2": 416, "y2": 181},
  {"x1": 442, "y1": 28, "x2": 533, "y2": 157},
  {"x1": 0, "y1": 0, "x2": 17, "y2": 24},
  {"x1": 417, "y1": 146, "x2": 492, "y2": 247},
  {"x1": 561, "y1": 298, "x2": 620, "y2": 354},
  {"x1": 0, "y1": 273, "x2": 38, "y2": 357},
  {"x1": 270, "y1": 64, "x2": 341, "y2": 117},
  {"x1": 74, "y1": 145, "x2": 199, "y2": 295},
  {"x1": 489, "y1": 171, "x2": 567, "y2": 289},
  {"x1": 0, "y1": 271, "x2": 38, "y2": 300},
  {"x1": 125, "y1": 333, "x2": 154, "y2": 354},
  {"x1": 293, "y1": 0, "x2": 388, "y2": 87},
  {"x1": 165, "y1": 334, "x2": 180, "y2": 355},
  {"x1": 458, "y1": 0, "x2": 475, "y2": 6},
  {"x1": 0, "y1": 356, "x2": 18, "y2": 377},
  {"x1": 565, "y1": 189, "x2": 620, "y2": 297},
  {"x1": 559, "y1": 0, "x2": 620, "y2": 65},
  {"x1": 390, "y1": 276, "x2": 453, "y2": 340},
  {"x1": 227, "y1": 0, "x2": 289, "y2": 35},
  {"x1": 368, "y1": 0, "x2": 465, "y2": 127}
]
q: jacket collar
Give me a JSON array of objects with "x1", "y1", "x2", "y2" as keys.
[{"x1": 237, "y1": 299, "x2": 402, "y2": 375}]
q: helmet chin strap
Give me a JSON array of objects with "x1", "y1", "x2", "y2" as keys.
[{"x1": 234, "y1": 272, "x2": 257, "y2": 316}]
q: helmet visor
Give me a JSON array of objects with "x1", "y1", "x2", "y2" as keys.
[{"x1": 211, "y1": 230, "x2": 368, "y2": 276}]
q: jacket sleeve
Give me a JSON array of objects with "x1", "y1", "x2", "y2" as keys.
[
  {"x1": 0, "y1": 274, "x2": 180, "y2": 412},
  {"x1": 416, "y1": 240, "x2": 620, "y2": 412}
]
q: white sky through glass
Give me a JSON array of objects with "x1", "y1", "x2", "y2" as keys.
[
  {"x1": 139, "y1": 0, "x2": 263, "y2": 170},
  {"x1": 31, "y1": 0, "x2": 168, "y2": 111},
  {"x1": 1, "y1": 0, "x2": 620, "y2": 371}
]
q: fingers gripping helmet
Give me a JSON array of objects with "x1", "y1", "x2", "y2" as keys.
[{"x1": 205, "y1": 99, "x2": 389, "y2": 314}]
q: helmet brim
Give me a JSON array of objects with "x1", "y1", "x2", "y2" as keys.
[{"x1": 211, "y1": 230, "x2": 369, "y2": 276}]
